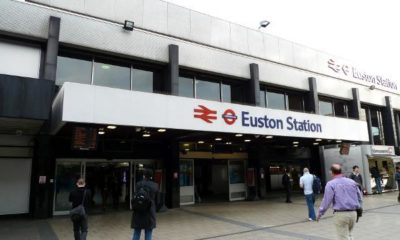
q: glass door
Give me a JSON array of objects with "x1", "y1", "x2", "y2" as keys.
[
  {"x1": 54, "y1": 161, "x2": 83, "y2": 215},
  {"x1": 180, "y1": 159, "x2": 195, "y2": 205},
  {"x1": 228, "y1": 160, "x2": 246, "y2": 201}
]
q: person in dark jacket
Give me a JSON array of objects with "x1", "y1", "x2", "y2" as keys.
[
  {"x1": 395, "y1": 166, "x2": 400, "y2": 202},
  {"x1": 349, "y1": 165, "x2": 363, "y2": 192},
  {"x1": 370, "y1": 166, "x2": 382, "y2": 194},
  {"x1": 282, "y1": 168, "x2": 293, "y2": 203},
  {"x1": 69, "y1": 178, "x2": 91, "y2": 240},
  {"x1": 131, "y1": 169, "x2": 159, "y2": 240}
]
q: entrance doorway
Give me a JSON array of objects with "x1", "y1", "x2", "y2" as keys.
[{"x1": 53, "y1": 159, "x2": 157, "y2": 215}]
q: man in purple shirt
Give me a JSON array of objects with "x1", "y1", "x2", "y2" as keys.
[{"x1": 317, "y1": 164, "x2": 362, "y2": 240}]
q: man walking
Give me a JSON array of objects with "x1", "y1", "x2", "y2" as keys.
[
  {"x1": 349, "y1": 165, "x2": 363, "y2": 192},
  {"x1": 370, "y1": 166, "x2": 382, "y2": 194},
  {"x1": 282, "y1": 168, "x2": 293, "y2": 203},
  {"x1": 131, "y1": 169, "x2": 159, "y2": 240},
  {"x1": 317, "y1": 164, "x2": 362, "y2": 240},
  {"x1": 69, "y1": 178, "x2": 91, "y2": 240},
  {"x1": 395, "y1": 166, "x2": 400, "y2": 202},
  {"x1": 300, "y1": 168, "x2": 316, "y2": 221}
]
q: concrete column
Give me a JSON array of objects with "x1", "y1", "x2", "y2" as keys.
[
  {"x1": 383, "y1": 96, "x2": 398, "y2": 146},
  {"x1": 165, "y1": 141, "x2": 180, "y2": 208},
  {"x1": 249, "y1": 63, "x2": 260, "y2": 106},
  {"x1": 350, "y1": 88, "x2": 361, "y2": 119},
  {"x1": 167, "y1": 44, "x2": 179, "y2": 95},
  {"x1": 307, "y1": 77, "x2": 319, "y2": 114},
  {"x1": 43, "y1": 16, "x2": 61, "y2": 81}
]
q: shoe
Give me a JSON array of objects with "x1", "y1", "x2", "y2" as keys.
[{"x1": 308, "y1": 218, "x2": 314, "y2": 221}]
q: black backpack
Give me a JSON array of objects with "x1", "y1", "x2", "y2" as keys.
[
  {"x1": 312, "y1": 175, "x2": 322, "y2": 194},
  {"x1": 132, "y1": 184, "x2": 151, "y2": 212}
]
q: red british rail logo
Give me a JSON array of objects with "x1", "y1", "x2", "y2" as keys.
[{"x1": 194, "y1": 105, "x2": 217, "y2": 123}]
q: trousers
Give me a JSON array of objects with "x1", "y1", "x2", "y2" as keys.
[{"x1": 334, "y1": 211, "x2": 357, "y2": 240}]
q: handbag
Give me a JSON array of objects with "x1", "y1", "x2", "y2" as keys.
[
  {"x1": 356, "y1": 208, "x2": 363, "y2": 222},
  {"x1": 70, "y1": 190, "x2": 86, "y2": 221}
]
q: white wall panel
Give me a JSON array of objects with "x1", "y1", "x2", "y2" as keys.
[
  {"x1": 84, "y1": 0, "x2": 115, "y2": 20},
  {"x1": 143, "y1": 0, "x2": 167, "y2": 33},
  {"x1": 50, "y1": 0, "x2": 84, "y2": 12},
  {"x1": 0, "y1": 41, "x2": 41, "y2": 78},
  {"x1": 230, "y1": 24, "x2": 248, "y2": 53},
  {"x1": 278, "y1": 39, "x2": 294, "y2": 65},
  {"x1": 293, "y1": 43, "x2": 318, "y2": 71},
  {"x1": 263, "y1": 34, "x2": 280, "y2": 62},
  {"x1": 114, "y1": 0, "x2": 144, "y2": 26},
  {"x1": 210, "y1": 18, "x2": 231, "y2": 49},
  {"x1": 0, "y1": 158, "x2": 31, "y2": 215},
  {"x1": 190, "y1": 11, "x2": 212, "y2": 45},
  {"x1": 167, "y1": 3, "x2": 190, "y2": 39},
  {"x1": 247, "y1": 29, "x2": 264, "y2": 58}
]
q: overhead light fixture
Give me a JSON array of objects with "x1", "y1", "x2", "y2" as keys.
[
  {"x1": 107, "y1": 125, "x2": 117, "y2": 129},
  {"x1": 258, "y1": 20, "x2": 270, "y2": 29},
  {"x1": 123, "y1": 20, "x2": 134, "y2": 31},
  {"x1": 235, "y1": 134, "x2": 243, "y2": 137},
  {"x1": 101, "y1": 65, "x2": 110, "y2": 70},
  {"x1": 98, "y1": 131, "x2": 105, "y2": 135},
  {"x1": 183, "y1": 143, "x2": 190, "y2": 147},
  {"x1": 336, "y1": 140, "x2": 342, "y2": 143},
  {"x1": 185, "y1": 148, "x2": 190, "y2": 152},
  {"x1": 198, "y1": 141, "x2": 205, "y2": 144},
  {"x1": 266, "y1": 136, "x2": 273, "y2": 139},
  {"x1": 142, "y1": 133, "x2": 151, "y2": 137},
  {"x1": 369, "y1": 85, "x2": 376, "y2": 90},
  {"x1": 315, "y1": 138, "x2": 322, "y2": 142},
  {"x1": 215, "y1": 138, "x2": 222, "y2": 141},
  {"x1": 293, "y1": 145, "x2": 298, "y2": 148},
  {"x1": 226, "y1": 142, "x2": 232, "y2": 145},
  {"x1": 313, "y1": 142, "x2": 319, "y2": 145},
  {"x1": 244, "y1": 139, "x2": 251, "y2": 142},
  {"x1": 293, "y1": 141, "x2": 299, "y2": 144},
  {"x1": 157, "y1": 129, "x2": 166, "y2": 132}
]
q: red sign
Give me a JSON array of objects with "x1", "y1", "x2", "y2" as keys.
[
  {"x1": 194, "y1": 105, "x2": 217, "y2": 123},
  {"x1": 222, "y1": 109, "x2": 237, "y2": 125}
]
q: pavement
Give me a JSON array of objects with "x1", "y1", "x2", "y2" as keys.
[{"x1": 1, "y1": 191, "x2": 399, "y2": 240}]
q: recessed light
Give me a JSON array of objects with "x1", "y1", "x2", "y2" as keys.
[
  {"x1": 183, "y1": 143, "x2": 189, "y2": 147},
  {"x1": 107, "y1": 125, "x2": 117, "y2": 129},
  {"x1": 336, "y1": 140, "x2": 342, "y2": 143},
  {"x1": 315, "y1": 139, "x2": 322, "y2": 142},
  {"x1": 185, "y1": 148, "x2": 190, "y2": 152},
  {"x1": 215, "y1": 138, "x2": 222, "y2": 141},
  {"x1": 98, "y1": 131, "x2": 105, "y2": 135},
  {"x1": 293, "y1": 141, "x2": 299, "y2": 144},
  {"x1": 244, "y1": 139, "x2": 251, "y2": 142},
  {"x1": 235, "y1": 134, "x2": 243, "y2": 137},
  {"x1": 101, "y1": 65, "x2": 110, "y2": 70},
  {"x1": 226, "y1": 142, "x2": 232, "y2": 145},
  {"x1": 313, "y1": 142, "x2": 319, "y2": 145},
  {"x1": 198, "y1": 141, "x2": 205, "y2": 144},
  {"x1": 293, "y1": 145, "x2": 298, "y2": 147},
  {"x1": 158, "y1": 129, "x2": 166, "y2": 132},
  {"x1": 142, "y1": 133, "x2": 151, "y2": 137},
  {"x1": 266, "y1": 136, "x2": 273, "y2": 139}
]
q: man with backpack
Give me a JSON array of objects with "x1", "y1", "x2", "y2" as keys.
[
  {"x1": 300, "y1": 168, "x2": 316, "y2": 221},
  {"x1": 69, "y1": 178, "x2": 91, "y2": 240},
  {"x1": 131, "y1": 169, "x2": 159, "y2": 240},
  {"x1": 313, "y1": 174, "x2": 322, "y2": 196}
]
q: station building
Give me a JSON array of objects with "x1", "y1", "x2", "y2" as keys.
[{"x1": 0, "y1": 0, "x2": 398, "y2": 218}]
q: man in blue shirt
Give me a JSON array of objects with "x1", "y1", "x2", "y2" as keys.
[
  {"x1": 300, "y1": 168, "x2": 316, "y2": 221},
  {"x1": 317, "y1": 164, "x2": 362, "y2": 240}
]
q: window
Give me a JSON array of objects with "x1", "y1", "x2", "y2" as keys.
[
  {"x1": 56, "y1": 56, "x2": 92, "y2": 86},
  {"x1": 288, "y1": 94, "x2": 304, "y2": 112},
  {"x1": 259, "y1": 90, "x2": 266, "y2": 107},
  {"x1": 178, "y1": 76, "x2": 194, "y2": 97},
  {"x1": 319, "y1": 100, "x2": 334, "y2": 116},
  {"x1": 362, "y1": 106, "x2": 385, "y2": 145},
  {"x1": 221, "y1": 83, "x2": 231, "y2": 103},
  {"x1": 267, "y1": 91, "x2": 286, "y2": 110},
  {"x1": 196, "y1": 79, "x2": 220, "y2": 101},
  {"x1": 334, "y1": 102, "x2": 348, "y2": 117},
  {"x1": 132, "y1": 68, "x2": 153, "y2": 93},
  {"x1": 93, "y1": 60, "x2": 130, "y2": 90}
]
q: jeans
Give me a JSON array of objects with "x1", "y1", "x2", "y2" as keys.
[
  {"x1": 72, "y1": 215, "x2": 88, "y2": 240},
  {"x1": 305, "y1": 194, "x2": 316, "y2": 220},
  {"x1": 375, "y1": 177, "x2": 382, "y2": 193},
  {"x1": 133, "y1": 228, "x2": 153, "y2": 240}
]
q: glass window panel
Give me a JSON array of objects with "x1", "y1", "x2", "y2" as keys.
[
  {"x1": 267, "y1": 91, "x2": 286, "y2": 110},
  {"x1": 196, "y1": 79, "x2": 220, "y2": 101},
  {"x1": 288, "y1": 94, "x2": 304, "y2": 112},
  {"x1": 179, "y1": 160, "x2": 193, "y2": 187},
  {"x1": 132, "y1": 68, "x2": 153, "y2": 92},
  {"x1": 259, "y1": 90, "x2": 266, "y2": 107},
  {"x1": 56, "y1": 56, "x2": 92, "y2": 86},
  {"x1": 319, "y1": 100, "x2": 334, "y2": 116},
  {"x1": 229, "y1": 160, "x2": 245, "y2": 184},
  {"x1": 93, "y1": 61, "x2": 130, "y2": 90},
  {"x1": 370, "y1": 109, "x2": 385, "y2": 145},
  {"x1": 221, "y1": 84, "x2": 231, "y2": 103},
  {"x1": 178, "y1": 77, "x2": 194, "y2": 97},
  {"x1": 334, "y1": 102, "x2": 348, "y2": 117}
]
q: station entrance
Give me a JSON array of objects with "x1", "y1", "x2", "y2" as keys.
[{"x1": 53, "y1": 159, "x2": 158, "y2": 215}]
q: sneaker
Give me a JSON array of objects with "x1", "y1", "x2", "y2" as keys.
[{"x1": 308, "y1": 218, "x2": 314, "y2": 221}]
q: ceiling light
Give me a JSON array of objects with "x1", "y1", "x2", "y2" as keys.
[
  {"x1": 215, "y1": 138, "x2": 222, "y2": 141},
  {"x1": 101, "y1": 65, "x2": 110, "y2": 70},
  {"x1": 235, "y1": 134, "x2": 243, "y2": 137},
  {"x1": 226, "y1": 142, "x2": 232, "y2": 145},
  {"x1": 158, "y1": 129, "x2": 166, "y2": 132},
  {"x1": 313, "y1": 142, "x2": 319, "y2": 145},
  {"x1": 183, "y1": 143, "x2": 190, "y2": 147},
  {"x1": 123, "y1": 20, "x2": 135, "y2": 31},
  {"x1": 98, "y1": 131, "x2": 105, "y2": 135},
  {"x1": 266, "y1": 136, "x2": 273, "y2": 139},
  {"x1": 336, "y1": 140, "x2": 342, "y2": 143},
  {"x1": 107, "y1": 125, "x2": 117, "y2": 129},
  {"x1": 142, "y1": 133, "x2": 150, "y2": 137},
  {"x1": 315, "y1": 138, "x2": 322, "y2": 142},
  {"x1": 198, "y1": 141, "x2": 204, "y2": 144},
  {"x1": 293, "y1": 145, "x2": 298, "y2": 147},
  {"x1": 185, "y1": 148, "x2": 190, "y2": 152},
  {"x1": 244, "y1": 139, "x2": 251, "y2": 142},
  {"x1": 293, "y1": 141, "x2": 299, "y2": 144}
]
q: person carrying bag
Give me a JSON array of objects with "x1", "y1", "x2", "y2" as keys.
[{"x1": 69, "y1": 178, "x2": 91, "y2": 240}]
